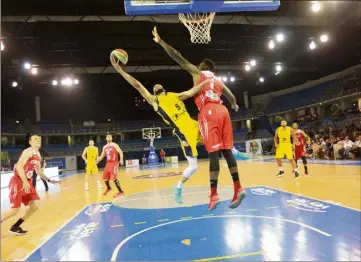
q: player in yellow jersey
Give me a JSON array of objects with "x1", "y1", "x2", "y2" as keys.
[
  {"x1": 111, "y1": 56, "x2": 209, "y2": 204},
  {"x1": 274, "y1": 120, "x2": 299, "y2": 178},
  {"x1": 82, "y1": 139, "x2": 103, "y2": 191}
]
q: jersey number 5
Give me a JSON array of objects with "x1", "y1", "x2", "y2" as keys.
[{"x1": 175, "y1": 104, "x2": 181, "y2": 110}]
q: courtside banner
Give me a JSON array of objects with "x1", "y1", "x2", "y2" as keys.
[
  {"x1": 126, "y1": 159, "x2": 139, "y2": 168},
  {"x1": 246, "y1": 139, "x2": 263, "y2": 156}
]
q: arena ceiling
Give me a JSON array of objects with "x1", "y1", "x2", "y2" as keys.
[{"x1": 1, "y1": 0, "x2": 361, "y2": 97}]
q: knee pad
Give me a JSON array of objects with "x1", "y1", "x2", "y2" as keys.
[
  {"x1": 221, "y1": 149, "x2": 237, "y2": 169},
  {"x1": 209, "y1": 152, "x2": 220, "y2": 172},
  {"x1": 183, "y1": 157, "x2": 198, "y2": 179},
  {"x1": 302, "y1": 156, "x2": 307, "y2": 165}
]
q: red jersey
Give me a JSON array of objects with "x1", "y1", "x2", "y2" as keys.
[
  {"x1": 14, "y1": 149, "x2": 41, "y2": 181},
  {"x1": 104, "y1": 143, "x2": 119, "y2": 163},
  {"x1": 295, "y1": 130, "x2": 306, "y2": 148},
  {"x1": 194, "y1": 71, "x2": 223, "y2": 111}
]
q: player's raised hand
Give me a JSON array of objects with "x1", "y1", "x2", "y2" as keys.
[{"x1": 152, "y1": 26, "x2": 161, "y2": 43}]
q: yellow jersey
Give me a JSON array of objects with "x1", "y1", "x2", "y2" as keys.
[
  {"x1": 276, "y1": 126, "x2": 292, "y2": 144},
  {"x1": 156, "y1": 92, "x2": 194, "y2": 134},
  {"x1": 86, "y1": 146, "x2": 98, "y2": 163}
]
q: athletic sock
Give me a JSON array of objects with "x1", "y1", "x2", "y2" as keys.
[
  {"x1": 294, "y1": 168, "x2": 298, "y2": 172},
  {"x1": 231, "y1": 172, "x2": 242, "y2": 189},
  {"x1": 210, "y1": 179, "x2": 218, "y2": 196},
  {"x1": 105, "y1": 181, "x2": 111, "y2": 190},
  {"x1": 278, "y1": 167, "x2": 284, "y2": 172},
  {"x1": 176, "y1": 181, "x2": 183, "y2": 188},
  {"x1": 12, "y1": 218, "x2": 24, "y2": 228},
  {"x1": 304, "y1": 166, "x2": 308, "y2": 173},
  {"x1": 114, "y1": 179, "x2": 123, "y2": 192}
]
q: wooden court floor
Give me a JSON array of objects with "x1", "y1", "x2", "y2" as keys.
[{"x1": 1, "y1": 159, "x2": 360, "y2": 261}]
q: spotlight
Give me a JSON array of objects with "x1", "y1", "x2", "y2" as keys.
[
  {"x1": 222, "y1": 77, "x2": 228, "y2": 82},
  {"x1": 74, "y1": 79, "x2": 79, "y2": 85},
  {"x1": 276, "y1": 65, "x2": 282, "y2": 72},
  {"x1": 12, "y1": 81, "x2": 18, "y2": 87},
  {"x1": 268, "y1": 39, "x2": 275, "y2": 49},
  {"x1": 250, "y1": 60, "x2": 256, "y2": 67},
  {"x1": 320, "y1": 34, "x2": 328, "y2": 43},
  {"x1": 15, "y1": 120, "x2": 19, "y2": 124},
  {"x1": 52, "y1": 80, "x2": 58, "y2": 86},
  {"x1": 31, "y1": 67, "x2": 38, "y2": 75},
  {"x1": 259, "y1": 77, "x2": 264, "y2": 83},
  {"x1": 61, "y1": 77, "x2": 73, "y2": 86},
  {"x1": 309, "y1": 41, "x2": 316, "y2": 50},
  {"x1": 276, "y1": 33, "x2": 284, "y2": 42},
  {"x1": 245, "y1": 64, "x2": 251, "y2": 71},
  {"x1": 1, "y1": 41, "x2": 4, "y2": 51},
  {"x1": 24, "y1": 62, "x2": 31, "y2": 70},
  {"x1": 230, "y1": 77, "x2": 235, "y2": 82},
  {"x1": 311, "y1": 1, "x2": 321, "y2": 12},
  {"x1": 107, "y1": 119, "x2": 111, "y2": 122}
]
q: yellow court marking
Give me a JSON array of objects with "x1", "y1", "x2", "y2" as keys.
[
  {"x1": 111, "y1": 224, "x2": 124, "y2": 228},
  {"x1": 225, "y1": 211, "x2": 236, "y2": 214},
  {"x1": 134, "y1": 221, "x2": 147, "y2": 225},
  {"x1": 246, "y1": 209, "x2": 258, "y2": 212},
  {"x1": 181, "y1": 216, "x2": 193, "y2": 220},
  {"x1": 267, "y1": 206, "x2": 279, "y2": 209},
  {"x1": 181, "y1": 239, "x2": 191, "y2": 246},
  {"x1": 193, "y1": 250, "x2": 264, "y2": 261},
  {"x1": 158, "y1": 219, "x2": 170, "y2": 222}
]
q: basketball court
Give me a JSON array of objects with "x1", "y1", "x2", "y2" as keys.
[
  {"x1": 1, "y1": 157, "x2": 360, "y2": 261},
  {"x1": 1, "y1": 0, "x2": 361, "y2": 261}
]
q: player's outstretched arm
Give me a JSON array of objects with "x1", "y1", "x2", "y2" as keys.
[
  {"x1": 220, "y1": 81, "x2": 239, "y2": 112},
  {"x1": 37, "y1": 167, "x2": 60, "y2": 184},
  {"x1": 111, "y1": 57, "x2": 155, "y2": 105},
  {"x1": 177, "y1": 79, "x2": 211, "y2": 101},
  {"x1": 152, "y1": 27, "x2": 199, "y2": 79},
  {"x1": 302, "y1": 131, "x2": 311, "y2": 144}
]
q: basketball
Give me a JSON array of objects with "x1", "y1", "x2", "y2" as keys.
[{"x1": 110, "y1": 49, "x2": 128, "y2": 65}]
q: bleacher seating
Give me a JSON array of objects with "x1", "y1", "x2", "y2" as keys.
[{"x1": 264, "y1": 77, "x2": 355, "y2": 114}]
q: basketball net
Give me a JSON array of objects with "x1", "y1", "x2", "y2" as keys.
[{"x1": 179, "y1": 12, "x2": 215, "y2": 44}]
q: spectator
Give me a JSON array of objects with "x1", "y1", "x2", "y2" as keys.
[
  {"x1": 159, "y1": 149, "x2": 166, "y2": 165},
  {"x1": 350, "y1": 135, "x2": 361, "y2": 159},
  {"x1": 142, "y1": 154, "x2": 147, "y2": 166},
  {"x1": 338, "y1": 136, "x2": 354, "y2": 159}
]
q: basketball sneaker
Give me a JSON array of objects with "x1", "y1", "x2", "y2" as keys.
[
  {"x1": 294, "y1": 171, "x2": 300, "y2": 179},
  {"x1": 114, "y1": 192, "x2": 124, "y2": 198},
  {"x1": 173, "y1": 187, "x2": 183, "y2": 204},
  {"x1": 277, "y1": 170, "x2": 284, "y2": 177},
  {"x1": 304, "y1": 172, "x2": 309, "y2": 176},
  {"x1": 9, "y1": 226, "x2": 28, "y2": 236},
  {"x1": 229, "y1": 188, "x2": 246, "y2": 209},
  {"x1": 208, "y1": 195, "x2": 220, "y2": 211},
  {"x1": 103, "y1": 189, "x2": 111, "y2": 196},
  {"x1": 97, "y1": 181, "x2": 104, "y2": 189}
]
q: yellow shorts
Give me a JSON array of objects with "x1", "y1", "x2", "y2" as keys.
[
  {"x1": 175, "y1": 120, "x2": 202, "y2": 158},
  {"x1": 86, "y1": 163, "x2": 99, "y2": 174},
  {"x1": 276, "y1": 144, "x2": 293, "y2": 160}
]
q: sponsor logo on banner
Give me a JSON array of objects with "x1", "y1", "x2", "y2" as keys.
[
  {"x1": 246, "y1": 139, "x2": 262, "y2": 156},
  {"x1": 250, "y1": 187, "x2": 276, "y2": 196},
  {"x1": 287, "y1": 198, "x2": 330, "y2": 212},
  {"x1": 85, "y1": 203, "x2": 112, "y2": 216}
]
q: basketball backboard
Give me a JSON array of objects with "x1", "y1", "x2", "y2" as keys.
[
  {"x1": 124, "y1": 0, "x2": 280, "y2": 15},
  {"x1": 142, "y1": 127, "x2": 162, "y2": 140}
]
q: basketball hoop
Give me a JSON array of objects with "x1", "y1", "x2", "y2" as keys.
[{"x1": 179, "y1": 12, "x2": 215, "y2": 44}]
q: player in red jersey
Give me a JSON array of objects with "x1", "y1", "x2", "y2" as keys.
[
  {"x1": 0, "y1": 135, "x2": 60, "y2": 235},
  {"x1": 292, "y1": 123, "x2": 311, "y2": 176},
  {"x1": 96, "y1": 134, "x2": 124, "y2": 198},
  {"x1": 153, "y1": 27, "x2": 246, "y2": 211}
]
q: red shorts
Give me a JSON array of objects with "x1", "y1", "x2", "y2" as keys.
[
  {"x1": 9, "y1": 176, "x2": 39, "y2": 209},
  {"x1": 102, "y1": 162, "x2": 119, "y2": 181},
  {"x1": 295, "y1": 146, "x2": 306, "y2": 160},
  {"x1": 198, "y1": 103, "x2": 233, "y2": 153}
]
